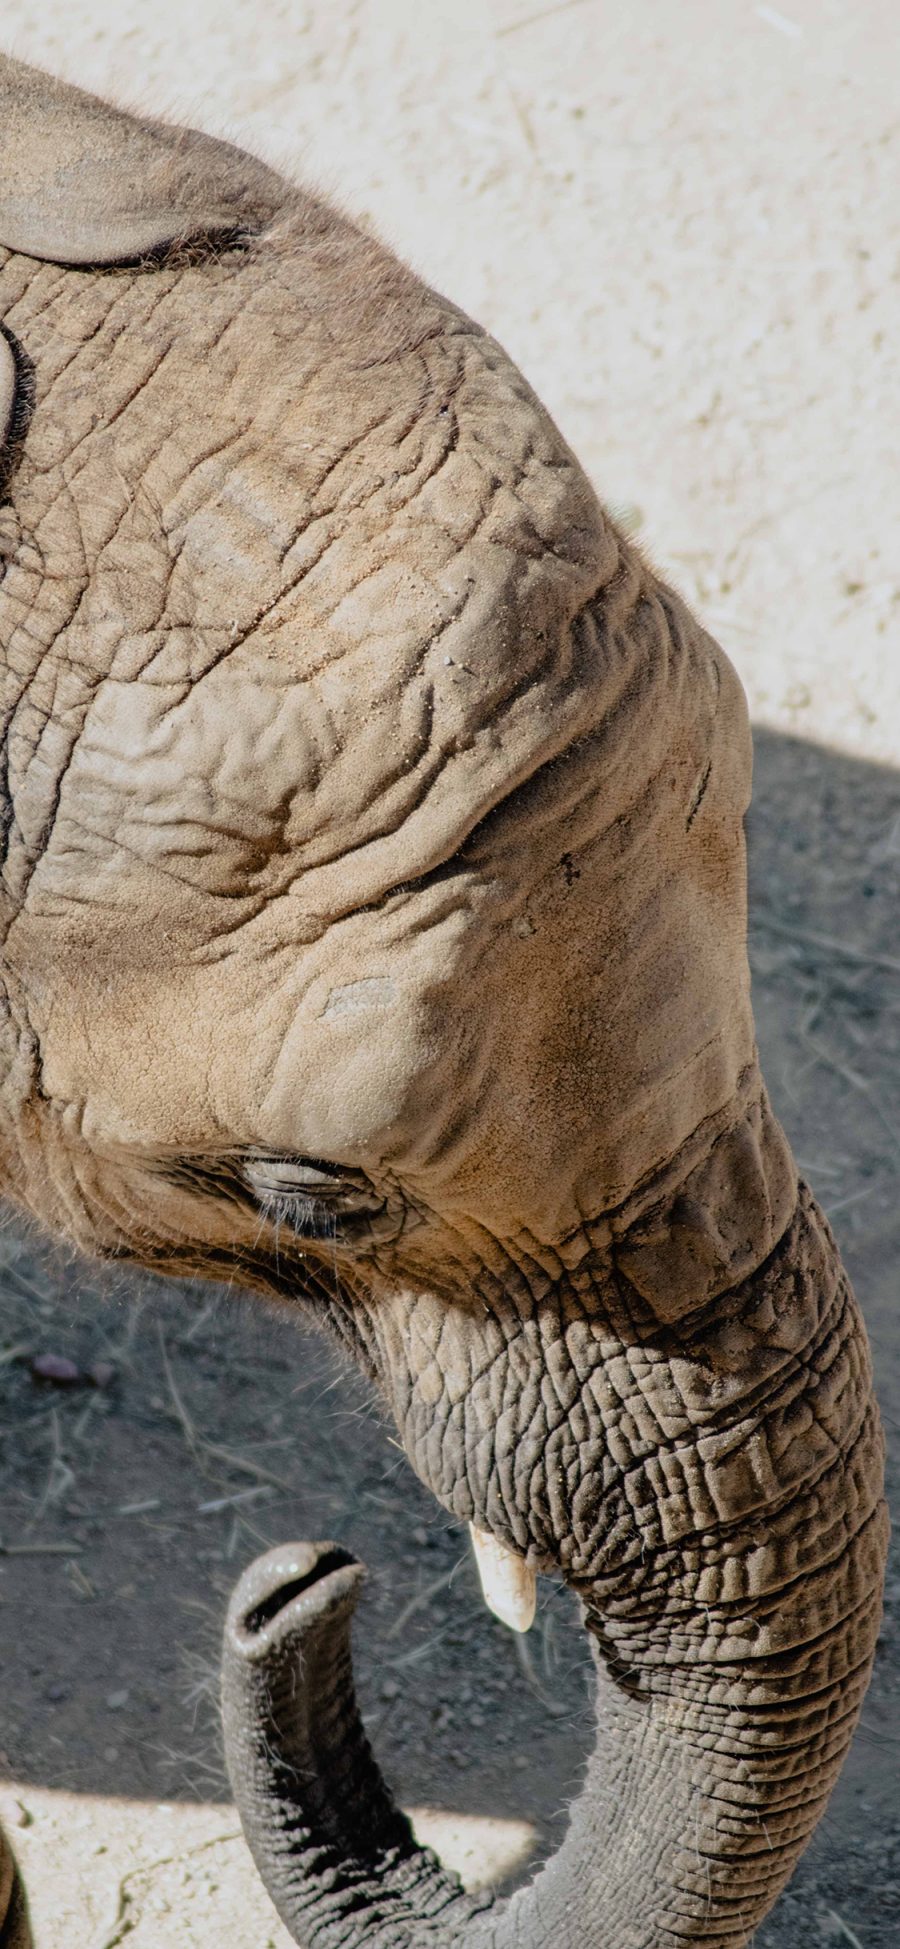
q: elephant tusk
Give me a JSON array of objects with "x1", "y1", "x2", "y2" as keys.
[{"x1": 468, "y1": 1523, "x2": 537, "y2": 1633}]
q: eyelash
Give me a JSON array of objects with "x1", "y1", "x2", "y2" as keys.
[{"x1": 257, "y1": 1189, "x2": 339, "y2": 1238}]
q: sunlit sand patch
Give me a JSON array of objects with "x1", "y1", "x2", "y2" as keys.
[{"x1": 410, "y1": 1805, "x2": 536, "y2": 1890}]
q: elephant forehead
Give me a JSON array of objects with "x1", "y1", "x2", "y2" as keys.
[
  {"x1": 1, "y1": 253, "x2": 616, "y2": 928},
  {"x1": 27, "y1": 548, "x2": 600, "y2": 924}
]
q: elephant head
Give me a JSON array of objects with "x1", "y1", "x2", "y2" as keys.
[{"x1": 0, "y1": 54, "x2": 887, "y2": 1949}]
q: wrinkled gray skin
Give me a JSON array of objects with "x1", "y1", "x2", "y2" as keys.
[{"x1": 0, "y1": 54, "x2": 888, "y2": 1949}]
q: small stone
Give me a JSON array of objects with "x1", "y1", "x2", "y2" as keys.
[
  {"x1": 30, "y1": 1353, "x2": 81, "y2": 1386},
  {"x1": 45, "y1": 1682, "x2": 67, "y2": 1703},
  {"x1": 105, "y1": 1689, "x2": 129, "y2": 1711},
  {"x1": 380, "y1": 1679, "x2": 399, "y2": 1701}
]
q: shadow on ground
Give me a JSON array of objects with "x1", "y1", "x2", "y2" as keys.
[{"x1": 1, "y1": 728, "x2": 898, "y2": 1945}]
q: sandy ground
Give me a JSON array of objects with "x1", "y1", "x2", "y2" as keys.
[{"x1": 0, "y1": 4, "x2": 897, "y2": 1946}]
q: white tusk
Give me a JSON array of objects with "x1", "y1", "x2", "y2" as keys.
[{"x1": 469, "y1": 1523, "x2": 537, "y2": 1633}]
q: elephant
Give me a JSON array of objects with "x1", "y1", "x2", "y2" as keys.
[{"x1": 0, "y1": 51, "x2": 888, "y2": 1949}]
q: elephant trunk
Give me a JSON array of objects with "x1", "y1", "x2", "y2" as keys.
[
  {"x1": 220, "y1": 1542, "x2": 484, "y2": 1946},
  {"x1": 221, "y1": 1194, "x2": 887, "y2": 1949}
]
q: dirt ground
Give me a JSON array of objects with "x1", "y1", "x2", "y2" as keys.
[{"x1": 0, "y1": 4, "x2": 897, "y2": 1946}]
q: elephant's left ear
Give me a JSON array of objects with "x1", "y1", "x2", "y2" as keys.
[{"x1": 0, "y1": 54, "x2": 286, "y2": 266}]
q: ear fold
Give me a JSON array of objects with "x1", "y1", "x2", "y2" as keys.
[
  {"x1": 0, "y1": 332, "x2": 14, "y2": 457},
  {"x1": 0, "y1": 54, "x2": 287, "y2": 266}
]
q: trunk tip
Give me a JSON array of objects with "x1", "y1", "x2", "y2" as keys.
[{"x1": 225, "y1": 1540, "x2": 365, "y2": 1655}]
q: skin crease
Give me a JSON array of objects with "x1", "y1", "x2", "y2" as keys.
[{"x1": 0, "y1": 53, "x2": 888, "y2": 1949}]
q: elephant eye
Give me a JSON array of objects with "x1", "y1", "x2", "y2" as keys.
[{"x1": 242, "y1": 1156, "x2": 385, "y2": 1231}]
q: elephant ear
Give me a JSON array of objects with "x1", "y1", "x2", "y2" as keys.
[
  {"x1": 0, "y1": 331, "x2": 14, "y2": 452},
  {"x1": 0, "y1": 54, "x2": 287, "y2": 266}
]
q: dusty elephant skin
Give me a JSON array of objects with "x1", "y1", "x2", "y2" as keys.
[{"x1": 0, "y1": 52, "x2": 888, "y2": 1949}]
